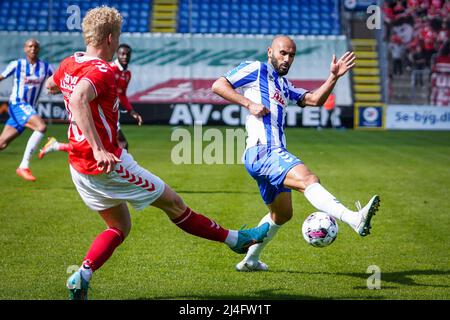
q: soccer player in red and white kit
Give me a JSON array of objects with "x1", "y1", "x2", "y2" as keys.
[
  {"x1": 110, "y1": 43, "x2": 142, "y2": 150},
  {"x1": 45, "y1": 6, "x2": 269, "y2": 300},
  {"x1": 38, "y1": 44, "x2": 141, "y2": 158}
]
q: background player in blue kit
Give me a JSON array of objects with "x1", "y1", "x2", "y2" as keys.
[
  {"x1": 0, "y1": 39, "x2": 54, "y2": 181},
  {"x1": 212, "y1": 35, "x2": 381, "y2": 272}
]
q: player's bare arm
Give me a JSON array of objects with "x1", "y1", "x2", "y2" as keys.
[
  {"x1": 302, "y1": 51, "x2": 356, "y2": 106},
  {"x1": 0, "y1": 75, "x2": 5, "y2": 82},
  {"x1": 45, "y1": 75, "x2": 61, "y2": 95},
  {"x1": 70, "y1": 79, "x2": 121, "y2": 173},
  {"x1": 212, "y1": 77, "x2": 270, "y2": 117}
]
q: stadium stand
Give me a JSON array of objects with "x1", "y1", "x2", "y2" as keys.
[
  {"x1": 383, "y1": 0, "x2": 450, "y2": 104},
  {"x1": 177, "y1": 0, "x2": 342, "y2": 35},
  {"x1": 0, "y1": 0, "x2": 152, "y2": 33},
  {"x1": 0, "y1": 0, "x2": 341, "y2": 36}
]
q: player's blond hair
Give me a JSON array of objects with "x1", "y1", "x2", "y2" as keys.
[{"x1": 82, "y1": 6, "x2": 122, "y2": 48}]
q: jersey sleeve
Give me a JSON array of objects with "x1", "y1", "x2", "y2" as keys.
[
  {"x1": 118, "y1": 70, "x2": 133, "y2": 112},
  {"x1": 1, "y1": 60, "x2": 18, "y2": 79},
  {"x1": 224, "y1": 61, "x2": 260, "y2": 89},
  {"x1": 118, "y1": 92, "x2": 133, "y2": 112},
  {"x1": 285, "y1": 79, "x2": 309, "y2": 105},
  {"x1": 52, "y1": 58, "x2": 67, "y2": 88},
  {"x1": 47, "y1": 64, "x2": 55, "y2": 77},
  {"x1": 52, "y1": 66, "x2": 61, "y2": 86}
]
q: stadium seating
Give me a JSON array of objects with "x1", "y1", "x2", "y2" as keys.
[
  {"x1": 0, "y1": 0, "x2": 152, "y2": 33},
  {"x1": 0, "y1": 0, "x2": 341, "y2": 35},
  {"x1": 177, "y1": 0, "x2": 342, "y2": 35}
]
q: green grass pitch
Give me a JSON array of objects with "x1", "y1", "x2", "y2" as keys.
[{"x1": 0, "y1": 124, "x2": 449, "y2": 300}]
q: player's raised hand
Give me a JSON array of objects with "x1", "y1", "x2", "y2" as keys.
[
  {"x1": 330, "y1": 51, "x2": 356, "y2": 78},
  {"x1": 249, "y1": 102, "x2": 270, "y2": 117},
  {"x1": 94, "y1": 149, "x2": 121, "y2": 173}
]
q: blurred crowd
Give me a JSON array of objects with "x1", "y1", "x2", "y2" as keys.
[{"x1": 383, "y1": 0, "x2": 450, "y2": 87}]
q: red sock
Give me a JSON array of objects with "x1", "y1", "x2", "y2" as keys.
[
  {"x1": 59, "y1": 143, "x2": 72, "y2": 152},
  {"x1": 171, "y1": 207, "x2": 229, "y2": 242},
  {"x1": 82, "y1": 228, "x2": 124, "y2": 271}
]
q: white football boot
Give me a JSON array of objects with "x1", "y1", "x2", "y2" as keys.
[
  {"x1": 235, "y1": 259, "x2": 269, "y2": 272},
  {"x1": 352, "y1": 195, "x2": 380, "y2": 236}
]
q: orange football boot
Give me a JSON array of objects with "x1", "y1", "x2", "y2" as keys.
[{"x1": 16, "y1": 167, "x2": 36, "y2": 182}]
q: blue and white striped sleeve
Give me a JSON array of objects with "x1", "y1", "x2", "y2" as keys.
[
  {"x1": 1, "y1": 60, "x2": 18, "y2": 79},
  {"x1": 47, "y1": 63, "x2": 55, "y2": 77},
  {"x1": 224, "y1": 61, "x2": 260, "y2": 89},
  {"x1": 286, "y1": 79, "x2": 309, "y2": 106}
]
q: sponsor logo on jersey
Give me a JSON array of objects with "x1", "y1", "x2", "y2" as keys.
[
  {"x1": 24, "y1": 77, "x2": 43, "y2": 85},
  {"x1": 61, "y1": 73, "x2": 79, "y2": 91},
  {"x1": 271, "y1": 90, "x2": 286, "y2": 106}
]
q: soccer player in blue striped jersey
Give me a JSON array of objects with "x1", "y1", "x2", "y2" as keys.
[
  {"x1": 0, "y1": 39, "x2": 54, "y2": 181},
  {"x1": 212, "y1": 36, "x2": 380, "y2": 272}
]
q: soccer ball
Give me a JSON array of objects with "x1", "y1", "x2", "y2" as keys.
[{"x1": 302, "y1": 212, "x2": 339, "y2": 247}]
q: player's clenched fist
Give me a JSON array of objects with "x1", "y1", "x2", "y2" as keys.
[{"x1": 249, "y1": 102, "x2": 270, "y2": 117}]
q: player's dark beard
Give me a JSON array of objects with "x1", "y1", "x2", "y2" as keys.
[{"x1": 270, "y1": 55, "x2": 289, "y2": 76}]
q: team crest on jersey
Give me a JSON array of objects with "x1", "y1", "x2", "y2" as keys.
[{"x1": 271, "y1": 90, "x2": 286, "y2": 106}]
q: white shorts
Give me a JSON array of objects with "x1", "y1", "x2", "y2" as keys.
[{"x1": 70, "y1": 149, "x2": 165, "y2": 211}]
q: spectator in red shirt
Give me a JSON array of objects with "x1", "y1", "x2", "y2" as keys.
[{"x1": 421, "y1": 24, "x2": 439, "y2": 64}]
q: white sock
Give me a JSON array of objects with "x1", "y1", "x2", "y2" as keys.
[
  {"x1": 225, "y1": 230, "x2": 238, "y2": 248},
  {"x1": 19, "y1": 131, "x2": 44, "y2": 168},
  {"x1": 80, "y1": 263, "x2": 93, "y2": 282},
  {"x1": 244, "y1": 213, "x2": 281, "y2": 263},
  {"x1": 304, "y1": 183, "x2": 359, "y2": 226}
]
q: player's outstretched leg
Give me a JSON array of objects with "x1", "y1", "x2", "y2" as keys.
[
  {"x1": 285, "y1": 165, "x2": 380, "y2": 236},
  {"x1": 152, "y1": 184, "x2": 269, "y2": 254},
  {"x1": 304, "y1": 183, "x2": 380, "y2": 236},
  {"x1": 39, "y1": 137, "x2": 71, "y2": 159}
]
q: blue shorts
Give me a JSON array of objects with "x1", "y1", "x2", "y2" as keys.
[
  {"x1": 244, "y1": 145, "x2": 302, "y2": 204},
  {"x1": 6, "y1": 102, "x2": 37, "y2": 133}
]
